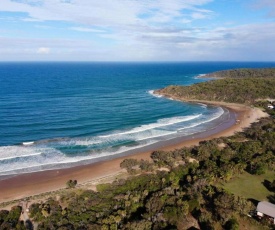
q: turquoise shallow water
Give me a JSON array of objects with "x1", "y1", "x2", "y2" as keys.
[{"x1": 0, "y1": 62, "x2": 275, "y2": 176}]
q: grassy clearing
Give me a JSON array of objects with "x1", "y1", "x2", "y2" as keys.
[{"x1": 222, "y1": 170, "x2": 274, "y2": 202}]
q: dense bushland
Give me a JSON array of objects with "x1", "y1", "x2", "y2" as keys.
[
  {"x1": 156, "y1": 77, "x2": 275, "y2": 104},
  {"x1": 19, "y1": 113, "x2": 274, "y2": 229},
  {"x1": 204, "y1": 68, "x2": 275, "y2": 79}
]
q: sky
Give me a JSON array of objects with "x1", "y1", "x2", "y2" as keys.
[{"x1": 0, "y1": 0, "x2": 275, "y2": 61}]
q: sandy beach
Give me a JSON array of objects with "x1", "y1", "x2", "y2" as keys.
[{"x1": 0, "y1": 100, "x2": 268, "y2": 205}]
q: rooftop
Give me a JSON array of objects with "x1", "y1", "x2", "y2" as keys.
[{"x1": 257, "y1": 201, "x2": 275, "y2": 218}]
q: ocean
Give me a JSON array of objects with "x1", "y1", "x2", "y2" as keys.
[{"x1": 1, "y1": 62, "x2": 275, "y2": 177}]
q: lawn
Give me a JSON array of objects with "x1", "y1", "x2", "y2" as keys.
[{"x1": 222, "y1": 170, "x2": 274, "y2": 202}]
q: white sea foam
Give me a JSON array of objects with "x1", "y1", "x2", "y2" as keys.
[
  {"x1": 148, "y1": 90, "x2": 162, "y2": 98},
  {"x1": 130, "y1": 115, "x2": 202, "y2": 133},
  {"x1": 136, "y1": 131, "x2": 178, "y2": 141},
  {"x1": 22, "y1": 141, "x2": 34, "y2": 146},
  {"x1": 0, "y1": 152, "x2": 42, "y2": 161},
  {"x1": 193, "y1": 74, "x2": 206, "y2": 79},
  {"x1": 197, "y1": 103, "x2": 207, "y2": 109},
  {"x1": 0, "y1": 128, "x2": 169, "y2": 175},
  {"x1": 100, "y1": 114, "x2": 201, "y2": 138},
  {"x1": 0, "y1": 107, "x2": 227, "y2": 176},
  {"x1": 57, "y1": 139, "x2": 103, "y2": 147},
  {"x1": 0, "y1": 144, "x2": 95, "y2": 175},
  {"x1": 0, "y1": 146, "x2": 42, "y2": 160},
  {"x1": 0, "y1": 139, "x2": 160, "y2": 176},
  {"x1": 0, "y1": 126, "x2": 176, "y2": 174},
  {"x1": 177, "y1": 107, "x2": 224, "y2": 131}
]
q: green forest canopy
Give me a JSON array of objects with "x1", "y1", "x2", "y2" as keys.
[
  {"x1": 204, "y1": 68, "x2": 275, "y2": 79},
  {"x1": 156, "y1": 71, "x2": 275, "y2": 104}
]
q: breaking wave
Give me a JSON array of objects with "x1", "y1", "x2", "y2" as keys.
[
  {"x1": 148, "y1": 90, "x2": 163, "y2": 98},
  {"x1": 0, "y1": 106, "x2": 227, "y2": 177}
]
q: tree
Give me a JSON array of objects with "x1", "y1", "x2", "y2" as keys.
[
  {"x1": 1, "y1": 206, "x2": 22, "y2": 229},
  {"x1": 66, "y1": 179, "x2": 77, "y2": 189},
  {"x1": 120, "y1": 158, "x2": 138, "y2": 169},
  {"x1": 270, "y1": 179, "x2": 275, "y2": 191},
  {"x1": 0, "y1": 210, "x2": 9, "y2": 226},
  {"x1": 225, "y1": 218, "x2": 239, "y2": 230}
]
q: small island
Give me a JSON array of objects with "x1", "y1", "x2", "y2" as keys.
[{"x1": 1, "y1": 68, "x2": 275, "y2": 229}]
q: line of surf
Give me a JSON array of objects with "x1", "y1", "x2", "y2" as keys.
[
  {"x1": 99, "y1": 114, "x2": 202, "y2": 138},
  {"x1": 0, "y1": 140, "x2": 161, "y2": 176},
  {"x1": 178, "y1": 107, "x2": 225, "y2": 131},
  {"x1": 148, "y1": 90, "x2": 163, "y2": 98},
  {"x1": 0, "y1": 152, "x2": 42, "y2": 162}
]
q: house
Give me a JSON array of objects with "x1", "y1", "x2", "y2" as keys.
[
  {"x1": 267, "y1": 105, "x2": 274, "y2": 109},
  {"x1": 256, "y1": 201, "x2": 275, "y2": 224}
]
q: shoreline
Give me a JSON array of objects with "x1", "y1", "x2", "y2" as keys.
[{"x1": 0, "y1": 100, "x2": 268, "y2": 204}]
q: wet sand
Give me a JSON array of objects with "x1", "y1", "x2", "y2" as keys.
[{"x1": 0, "y1": 101, "x2": 268, "y2": 204}]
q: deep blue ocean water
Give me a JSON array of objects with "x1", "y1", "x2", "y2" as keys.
[{"x1": 1, "y1": 62, "x2": 275, "y2": 176}]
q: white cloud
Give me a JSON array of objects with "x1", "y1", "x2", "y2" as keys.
[
  {"x1": 253, "y1": 0, "x2": 275, "y2": 17},
  {"x1": 70, "y1": 27, "x2": 105, "y2": 33},
  {"x1": 0, "y1": 0, "x2": 275, "y2": 61},
  {"x1": 1, "y1": 19, "x2": 275, "y2": 61},
  {"x1": 191, "y1": 12, "x2": 208, "y2": 19},
  {"x1": 0, "y1": 0, "x2": 213, "y2": 26},
  {"x1": 0, "y1": 0, "x2": 216, "y2": 60},
  {"x1": 37, "y1": 47, "x2": 50, "y2": 54}
]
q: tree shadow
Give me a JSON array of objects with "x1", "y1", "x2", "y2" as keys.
[
  {"x1": 25, "y1": 219, "x2": 34, "y2": 230},
  {"x1": 267, "y1": 195, "x2": 275, "y2": 204},
  {"x1": 248, "y1": 198, "x2": 259, "y2": 207},
  {"x1": 262, "y1": 179, "x2": 273, "y2": 192}
]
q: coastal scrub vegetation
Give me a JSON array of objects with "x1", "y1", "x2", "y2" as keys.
[
  {"x1": 156, "y1": 77, "x2": 275, "y2": 104},
  {"x1": 13, "y1": 113, "x2": 274, "y2": 229},
  {"x1": 204, "y1": 68, "x2": 275, "y2": 79},
  {"x1": 156, "y1": 68, "x2": 275, "y2": 105},
  {"x1": 1, "y1": 68, "x2": 275, "y2": 229},
  {"x1": 66, "y1": 180, "x2": 78, "y2": 189}
]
